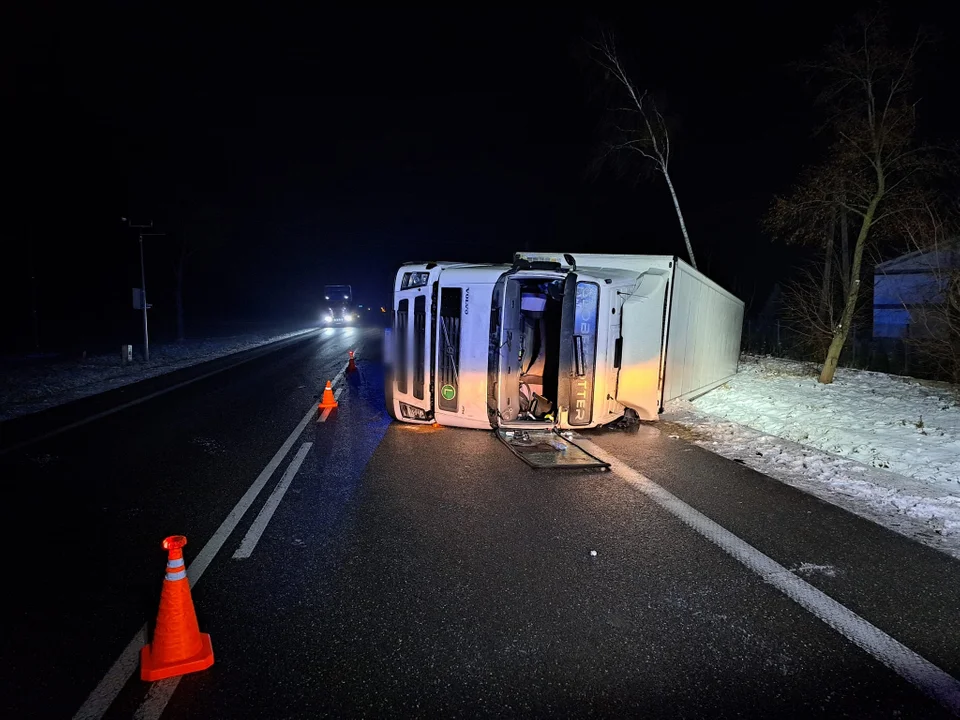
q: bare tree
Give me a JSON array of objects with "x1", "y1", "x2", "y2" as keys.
[
  {"x1": 782, "y1": 256, "x2": 871, "y2": 361},
  {"x1": 818, "y1": 206, "x2": 837, "y2": 317},
  {"x1": 767, "y1": 10, "x2": 946, "y2": 384},
  {"x1": 587, "y1": 31, "x2": 697, "y2": 269},
  {"x1": 764, "y1": 165, "x2": 850, "y2": 328},
  {"x1": 784, "y1": 264, "x2": 838, "y2": 359}
]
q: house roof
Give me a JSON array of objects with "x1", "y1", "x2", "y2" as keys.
[{"x1": 875, "y1": 241, "x2": 960, "y2": 274}]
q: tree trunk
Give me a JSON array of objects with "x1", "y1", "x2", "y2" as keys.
[
  {"x1": 839, "y1": 202, "x2": 850, "y2": 295},
  {"x1": 819, "y1": 206, "x2": 836, "y2": 319},
  {"x1": 662, "y1": 170, "x2": 697, "y2": 269},
  {"x1": 819, "y1": 194, "x2": 881, "y2": 384},
  {"x1": 839, "y1": 201, "x2": 853, "y2": 357}
]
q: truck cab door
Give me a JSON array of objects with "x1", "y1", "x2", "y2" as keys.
[{"x1": 615, "y1": 269, "x2": 670, "y2": 420}]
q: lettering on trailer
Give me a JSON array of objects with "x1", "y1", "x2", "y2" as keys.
[
  {"x1": 521, "y1": 254, "x2": 562, "y2": 265},
  {"x1": 571, "y1": 282, "x2": 599, "y2": 425},
  {"x1": 574, "y1": 378, "x2": 588, "y2": 420}
]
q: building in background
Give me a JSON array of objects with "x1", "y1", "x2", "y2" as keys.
[{"x1": 873, "y1": 243, "x2": 960, "y2": 339}]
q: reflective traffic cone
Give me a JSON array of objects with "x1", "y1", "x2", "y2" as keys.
[
  {"x1": 140, "y1": 536, "x2": 214, "y2": 682},
  {"x1": 318, "y1": 380, "x2": 338, "y2": 409},
  {"x1": 347, "y1": 350, "x2": 357, "y2": 373}
]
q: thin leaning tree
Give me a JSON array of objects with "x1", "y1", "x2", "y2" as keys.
[{"x1": 587, "y1": 31, "x2": 697, "y2": 269}]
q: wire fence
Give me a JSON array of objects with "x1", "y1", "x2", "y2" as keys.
[{"x1": 741, "y1": 318, "x2": 950, "y2": 382}]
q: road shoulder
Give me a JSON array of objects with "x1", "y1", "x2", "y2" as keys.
[{"x1": 586, "y1": 421, "x2": 960, "y2": 683}]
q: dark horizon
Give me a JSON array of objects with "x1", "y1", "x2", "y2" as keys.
[{"x1": 3, "y1": 2, "x2": 958, "y2": 353}]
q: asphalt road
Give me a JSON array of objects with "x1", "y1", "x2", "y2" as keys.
[{"x1": 2, "y1": 329, "x2": 959, "y2": 719}]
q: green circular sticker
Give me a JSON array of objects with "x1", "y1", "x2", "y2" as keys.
[{"x1": 441, "y1": 384, "x2": 456, "y2": 401}]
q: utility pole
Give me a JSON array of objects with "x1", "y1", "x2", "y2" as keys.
[{"x1": 123, "y1": 218, "x2": 164, "y2": 362}]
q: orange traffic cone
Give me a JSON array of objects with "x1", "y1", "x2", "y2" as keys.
[
  {"x1": 347, "y1": 350, "x2": 357, "y2": 373},
  {"x1": 140, "y1": 536, "x2": 214, "y2": 682},
  {"x1": 318, "y1": 380, "x2": 338, "y2": 409}
]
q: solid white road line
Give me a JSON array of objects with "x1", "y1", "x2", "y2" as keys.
[
  {"x1": 233, "y1": 442, "x2": 313, "y2": 559},
  {"x1": 315, "y1": 343, "x2": 361, "y2": 424},
  {"x1": 132, "y1": 677, "x2": 180, "y2": 720},
  {"x1": 574, "y1": 438, "x2": 960, "y2": 716},
  {"x1": 129, "y1": 356, "x2": 354, "y2": 718},
  {"x1": 126, "y1": 348, "x2": 363, "y2": 720},
  {"x1": 185, "y1": 404, "x2": 320, "y2": 585},
  {"x1": 72, "y1": 381, "x2": 336, "y2": 720},
  {"x1": 71, "y1": 625, "x2": 149, "y2": 720},
  {"x1": 318, "y1": 387, "x2": 344, "y2": 423},
  {"x1": 330, "y1": 366, "x2": 348, "y2": 389}
]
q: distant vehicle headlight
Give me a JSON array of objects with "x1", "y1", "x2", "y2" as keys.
[{"x1": 324, "y1": 315, "x2": 333, "y2": 323}]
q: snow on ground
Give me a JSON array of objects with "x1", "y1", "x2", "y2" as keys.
[
  {"x1": 0, "y1": 328, "x2": 317, "y2": 422},
  {"x1": 663, "y1": 355, "x2": 960, "y2": 561}
]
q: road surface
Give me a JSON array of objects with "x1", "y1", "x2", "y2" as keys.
[{"x1": 1, "y1": 327, "x2": 958, "y2": 719}]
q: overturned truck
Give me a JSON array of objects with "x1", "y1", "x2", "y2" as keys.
[{"x1": 386, "y1": 252, "x2": 743, "y2": 435}]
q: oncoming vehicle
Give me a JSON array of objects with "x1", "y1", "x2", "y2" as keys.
[
  {"x1": 385, "y1": 253, "x2": 744, "y2": 434},
  {"x1": 321, "y1": 308, "x2": 357, "y2": 326},
  {"x1": 322, "y1": 285, "x2": 356, "y2": 326}
]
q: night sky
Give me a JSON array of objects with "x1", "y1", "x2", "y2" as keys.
[{"x1": 3, "y1": 2, "x2": 958, "y2": 352}]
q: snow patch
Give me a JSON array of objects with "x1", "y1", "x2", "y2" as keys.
[
  {"x1": 664, "y1": 355, "x2": 960, "y2": 560},
  {"x1": 790, "y1": 563, "x2": 837, "y2": 578},
  {"x1": 693, "y1": 356, "x2": 960, "y2": 486},
  {"x1": 0, "y1": 328, "x2": 317, "y2": 421}
]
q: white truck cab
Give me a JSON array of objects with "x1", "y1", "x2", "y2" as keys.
[{"x1": 385, "y1": 253, "x2": 743, "y2": 432}]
